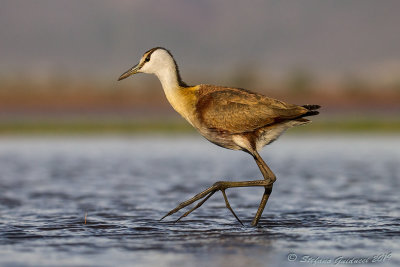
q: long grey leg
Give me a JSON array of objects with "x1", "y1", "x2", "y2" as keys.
[{"x1": 251, "y1": 151, "x2": 276, "y2": 226}]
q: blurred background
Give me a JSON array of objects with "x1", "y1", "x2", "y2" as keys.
[
  {"x1": 1, "y1": 0, "x2": 400, "y2": 134},
  {"x1": 1, "y1": 2, "x2": 400, "y2": 266}
]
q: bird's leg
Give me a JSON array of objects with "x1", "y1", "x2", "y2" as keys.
[
  {"x1": 251, "y1": 151, "x2": 276, "y2": 226},
  {"x1": 251, "y1": 186, "x2": 273, "y2": 226},
  {"x1": 161, "y1": 180, "x2": 272, "y2": 223}
]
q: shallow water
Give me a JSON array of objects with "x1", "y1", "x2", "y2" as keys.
[{"x1": 0, "y1": 135, "x2": 399, "y2": 266}]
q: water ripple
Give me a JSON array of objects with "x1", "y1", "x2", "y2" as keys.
[{"x1": 0, "y1": 136, "x2": 399, "y2": 266}]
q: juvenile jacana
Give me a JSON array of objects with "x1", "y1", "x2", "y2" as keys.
[{"x1": 118, "y1": 47, "x2": 320, "y2": 226}]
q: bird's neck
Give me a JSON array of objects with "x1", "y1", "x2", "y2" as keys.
[
  {"x1": 154, "y1": 64, "x2": 195, "y2": 123},
  {"x1": 156, "y1": 64, "x2": 182, "y2": 93},
  {"x1": 154, "y1": 62, "x2": 189, "y2": 108}
]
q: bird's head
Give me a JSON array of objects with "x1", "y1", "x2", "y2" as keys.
[{"x1": 118, "y1": 47, "x2": 175, "y2": 81}]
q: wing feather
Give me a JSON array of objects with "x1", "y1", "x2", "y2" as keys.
[{"x1": 196, "y1": 85, "x2": 308, "y2": 133}]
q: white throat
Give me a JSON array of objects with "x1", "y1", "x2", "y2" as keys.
[
  {"x1": 141, "y1": 49, "x2": 186, "y2": 113},
  {"x1": 155, "y1": 64, "x2": 180, "y2": 93},
  {"x1": 156, "y1": 66, "x2": 187, "y2": 117}
]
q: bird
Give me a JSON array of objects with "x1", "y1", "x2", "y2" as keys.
[{"x1": 118, "y1": 47, "x2": 320, "y2": 226}]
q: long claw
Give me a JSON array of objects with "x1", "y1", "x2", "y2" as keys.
[
  {"x1": 160, "y1": 211, "x2": 173, "y2": 221},
  {"x1": 175, "y1": 191, "x2": 216, "y2": 223},
  {"x1": 221, "y1": 189, "x2": 243, "y2": 226},
  {"x1": 160, "y1": 185, "x2": 217, "y2": 221}
]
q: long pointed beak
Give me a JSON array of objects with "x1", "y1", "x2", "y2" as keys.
[{"x1": 117, "y1": 63, "x2": 141, "y2": 81}]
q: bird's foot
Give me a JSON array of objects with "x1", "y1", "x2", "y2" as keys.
[{"x1": 160, "y1": 180, "x2": 272, "y2": 225}]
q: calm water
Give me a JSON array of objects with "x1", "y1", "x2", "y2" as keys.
[{"x1": 0, "y1": 135, "x2": 399, "y2": 267}]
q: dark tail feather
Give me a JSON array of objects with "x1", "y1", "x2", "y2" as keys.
[
  {"x1": 293, "y1": 104, "x2": 320, "y2": 120},
  {"x1": 302, "y1": 104, "x2": 321, "y2": 110},
  {"x1": 298, "y1": 104, "x2": 320, "y2": 118},
  {"x1": 303, "y1": 110, "x2": 319, "y2": 117}
]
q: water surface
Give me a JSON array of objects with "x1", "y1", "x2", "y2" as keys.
[{"x1": 0, "y1": 135, "x2": 399, "y2": 266}]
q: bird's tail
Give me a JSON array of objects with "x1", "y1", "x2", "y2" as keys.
[
  {"x1": 302, "y1": 104, "x2": 321, "y2": 110},
  {"x1": 301, "y1": 104, "x2": 321, "y2": 117}
]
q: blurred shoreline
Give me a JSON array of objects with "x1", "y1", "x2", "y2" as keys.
[
  {"x1": 0, "y1": 75, "x2": 399, "y2": 135},
  {"x1": 0, "y1": 118, "x2": 399, "y2": 135}
]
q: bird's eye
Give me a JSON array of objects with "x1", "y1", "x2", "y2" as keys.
[{"x1": 144, "y1": 56, "x2": 150, "y2": 62}]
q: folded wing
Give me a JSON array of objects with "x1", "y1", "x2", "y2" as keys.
[{"x1": 196, "y1": 85, "x2": 309, "y2": 134}]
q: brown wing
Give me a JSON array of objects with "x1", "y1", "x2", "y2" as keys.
[{"x1": 196, "y1": 85, "x2": 308, "y2": 133}]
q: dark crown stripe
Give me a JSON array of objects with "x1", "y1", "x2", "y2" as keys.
[{"x1": 144, "y1": 47, "x2": 189, "y2": 87}]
